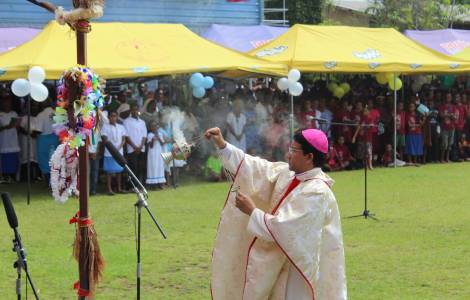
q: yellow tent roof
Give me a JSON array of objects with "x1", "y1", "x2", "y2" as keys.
[
  {"x1": 0, "y1": 21, "x2": 287, "y2": 80},
  {"x1": 453, "y1": 47, "x2": 470, "y2": 61},
  {"x1": 249, "y1": 24, "x2": 470, "y2": 74}
]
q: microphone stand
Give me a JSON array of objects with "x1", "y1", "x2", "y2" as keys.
[
  {"x1": 311, "y1": 118, "x2": 379, "y2": 221},
  {"x1": 11, "y1": 229, "x2": 40, "y2": 300},
  {"x1": 126, "y1": 170, "x2": 167, "y2": 300},
  {"x1": 345, "y1": 124, "x2": 378, "y2": 221}
]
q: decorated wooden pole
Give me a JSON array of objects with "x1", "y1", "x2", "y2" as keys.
[{"x1": 26, "y1": 1, "x2": 105, "y2": 299}]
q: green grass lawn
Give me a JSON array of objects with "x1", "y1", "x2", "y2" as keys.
[{"x1": 1, "y1": 162, "x2": 470, "y2": 299}]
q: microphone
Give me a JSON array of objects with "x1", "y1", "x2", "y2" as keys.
[
  {"x1": 104, "y1": 141, "x2": 148, "y2": 195},
  {"x1": 2, "y1": 192, "x2": 18, "y2": 229}
]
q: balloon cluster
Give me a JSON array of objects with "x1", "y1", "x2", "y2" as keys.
[
  {"x1": 190, "y1": 73, "x2": 214, "y2": 98},
  {"x1": 11, "y1": 66, "x2": 49, "y2": 102},
  {"x1": 375, "y1": 73, "x2": 402, "y2": 91},
  {"x1": 327, "y1": 82, "x2": 350, "y2": 99},
  {"x1": 277, "y1": 69, "x2": 303, "y2": 96},
  {"x1": 53, "y1": 65, "x2": 105, "y2": 149}
]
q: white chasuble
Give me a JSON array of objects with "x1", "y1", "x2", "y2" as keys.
[{"x1": 211, "y1": 143, "x2": 347, "y2": 300}]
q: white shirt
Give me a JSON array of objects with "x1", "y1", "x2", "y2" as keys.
[
  {"x1": 101, "y1": 123, "x2": 126, "y2": 157},
  {"x1": 123, "y1": 116, "x2": 147, "y2": 153},
  {"x1": 320, "y1": 108, "x2": 333, "y2": 137},
  {"x1": 0, "y1": 111, "x2": 20, "y2": 153},
  {"x1": 36, "y1": 107, "x2": 55, "y2": 135}
]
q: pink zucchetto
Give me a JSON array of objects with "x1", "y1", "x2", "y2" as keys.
[{"x1": 301, "y1": 129, "x2": 329, "y2": 154}]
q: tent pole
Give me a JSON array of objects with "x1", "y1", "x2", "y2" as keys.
[
  {"x1": 290, "y1": 94, "x2": 294, "y2": 143},
  {"x1": 393, "y1": 73, "x2": 397, "y2": 168}
]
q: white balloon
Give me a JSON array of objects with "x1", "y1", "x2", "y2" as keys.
[
  {"x1": 11, "y1": 79, "x2": 31, "y2": 97},
  {"x1": 288, "y1": 79, "x2": 297, "y2": 91},
  {"x1": 277, "y1": 77, "x2": 289, "y2": 91},
  {"x1": 290, "y1": 82, "x2": 303, "y2": 96},
  {"x1": 30, "y1": 83, "x2": 49, "y2": 102},
  {"x1": 288, "y1": 69, "x2": 301, "y2": 82},
  {"x1": 28, "y1": 66, "x2": 46, "y2": 83}
]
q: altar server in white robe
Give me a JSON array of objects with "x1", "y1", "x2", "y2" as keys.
[{"x1": 205, "y1": 127, "x2": 347, "y2": 300}]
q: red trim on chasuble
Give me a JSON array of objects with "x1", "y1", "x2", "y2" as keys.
[
  {"x1": 210, "y1": 157, "x2": 245, "y2": 300},
  {"x1": 241, "y1": 177, "x2": 301, "y2": 299},
  {"x1": 261, "y1": 177, "x2": 332, "y2": 300}
]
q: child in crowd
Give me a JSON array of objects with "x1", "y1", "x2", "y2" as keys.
[
  {"x1": 328, "y1": 136, "x2": 354, "y2": 171},
  {"x1": 382, "y1": 144, "x2": 407, "y2": 167},
  {"x1": 458, "y1": 133, "x2": 470, "y2": 161},
  {"x1": 204, "y1": 150, "x2": 223, "y2": 182},
  {"x1": 352, "y1": 106, "x2": 374, "y2": 170},
  {"x1": 101, "y1": 111, "x2": 127, "y2": 195},
  {"x1": 146, "y1": 120, "x2": 166, "y2": 189}
]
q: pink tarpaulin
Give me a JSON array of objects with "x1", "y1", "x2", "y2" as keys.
[
  {"x1": 405, "y1": 29, "x2": 470, "y2": 56},
  {"x1": 202, "y1": 24, "x2": 288, "y2": 52},
  {"x1": 0, "y1": 27, "x2": 41, "y2": 54}
]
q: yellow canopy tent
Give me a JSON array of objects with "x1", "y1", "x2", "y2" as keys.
[
  {"x1": 0, "y1": 21, "x2": 287, "y2": 80},
  {"x1": 249, "y1": 24, "x2": 470, "y2": 74},
  {"x1": 453, "y1": 47, "x2": 470, "y2": 61}
]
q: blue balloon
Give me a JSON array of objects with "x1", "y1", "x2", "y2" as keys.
[
  {"x1": 192, "y1": 87, "x2": 206, "y2": 98},
  {"x1": 202, "y1": 76, "x2": 214, "y2": 89},
  {"x1": 190, "y1": 73, "x2": 204, "y2": 87}
]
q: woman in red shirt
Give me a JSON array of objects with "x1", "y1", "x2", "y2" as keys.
[{"x1": 405, "y1": 103, "x2": 424, "y2": 164}]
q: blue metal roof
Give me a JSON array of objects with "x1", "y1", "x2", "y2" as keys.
[{"x1": 0, "y1": 0, "x2": 263, "y2": 33}]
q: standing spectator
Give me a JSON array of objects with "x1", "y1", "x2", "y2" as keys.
[
  {"x1": 318, "y1": 98, "x2": 333, "y2": 138},
  {"x1": 36, "y1": 100, "x2": 58, "y2": 181},
  {"x1": 101, "y1": 111, "x2": 127, "y2": 195},
  {"x1": 244, "y1": 99, "x2": 262, "y2": 154},
  {"x1": 116, "y1": 92, "x2": 131, "y2": 122},
  {"x1": 124, "y1": 103, "x2": 148, "y2": 184},
  {"x1": 146, "y1": 120, "x2": 166, "y2": 189},
  {"x1": 395, "y1": 102, "x2": 406, "y2": 160},
  {"x1": 367, "y1": 99, "x2": 381, "y2": 155},
  {"x1": 141, "y1": 98, "x2": 159, "y2": 126},
  {"x1": 352, "y1": 107, "x2": 374, "y2": 170},
  {"x1": 18, "y1": 101, "x2": 41, "y2": 181},
  {"x1": 88, "y1": 130, "x2": 101, "y2": 196},
  {"x1": 334, "y1": 101, "x2": 354, "y2": 145},
  {"x1": 454, "y1": 94, "x2": 467, "y2": 160},
  {"x1": 405, "y1": 103, "x2": 424, "y2": 164},
  {"x1": 439, "y1": 92, "x2": 457, "y2": 162},
  {"x1": 0, "y1": 96, "x2": 20, "y2": 182},
  {"x1": 226, "y1": 99, "x2": 247, "y2": 152}
]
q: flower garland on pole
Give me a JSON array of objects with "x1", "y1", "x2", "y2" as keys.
[{"x1": 50, "y1": 65, "x2": 104, "y2": 203}]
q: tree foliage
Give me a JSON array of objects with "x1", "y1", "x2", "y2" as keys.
[{"x1": 366, "y1": 0, "x2": 468, "y2": 31}]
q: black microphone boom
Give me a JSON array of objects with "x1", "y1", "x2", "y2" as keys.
[
  {"x1": 2, "y1": 192, "x2": 18, "y2": 229},
  {"x1": 104, "y1": 141, "x2": 148, "y2": 195}
]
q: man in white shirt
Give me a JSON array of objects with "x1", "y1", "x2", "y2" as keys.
[
  {"x1": 101, "y1": 110, "x2": 127, "y2": 195},
  {"x1": 226, "y1": 99, "x2": 247, "y2": 152},
  {"x1": 35, "y1": 101, "x2": 59, "y2": 179},
  {"x1": 206, "y1": 127, "x2": 347, "y2": 300},
  {"x1": 123, "y1": 103, "x2": 147, "y2": 184},
  {"x1": 319, "y1": 98, "x2": 333, "y2": 139},
  {"x1": 0, "y1": 97, "x2": 20, "y2": 182}
]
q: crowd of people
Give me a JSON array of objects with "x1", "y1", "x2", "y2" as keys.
[{"x1": 1, "y1": 74, "x2": 470, "y2": 194}]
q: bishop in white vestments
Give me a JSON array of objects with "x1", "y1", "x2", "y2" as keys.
[{"x1": 205, "y1": 127, "x2": 347, "y2": 300}]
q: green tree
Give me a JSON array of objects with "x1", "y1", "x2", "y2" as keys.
[
  {"x1": 366, "y1": 0, "x2": 467, "y2": 31},
  {"x1": 265, "y1": 0, "x2": 325, "y2": 25}
]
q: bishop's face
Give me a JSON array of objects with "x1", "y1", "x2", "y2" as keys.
[{"x1": 287, "y1": 141, "x2": 313, "y2": 174}]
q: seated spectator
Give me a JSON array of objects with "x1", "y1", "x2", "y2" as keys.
[
  {"x1": 328, "y1": 136, "x2": 354, "y2": 171},
  {"x1": 204, "y1": 151, "x2": 223, "y2": 182},
  {"x1": 382, "y1": 144, "x2": 407, "y2": 167},
  {"x1": 458, "y1": 133, "x2": 470, "y2": 161}
]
